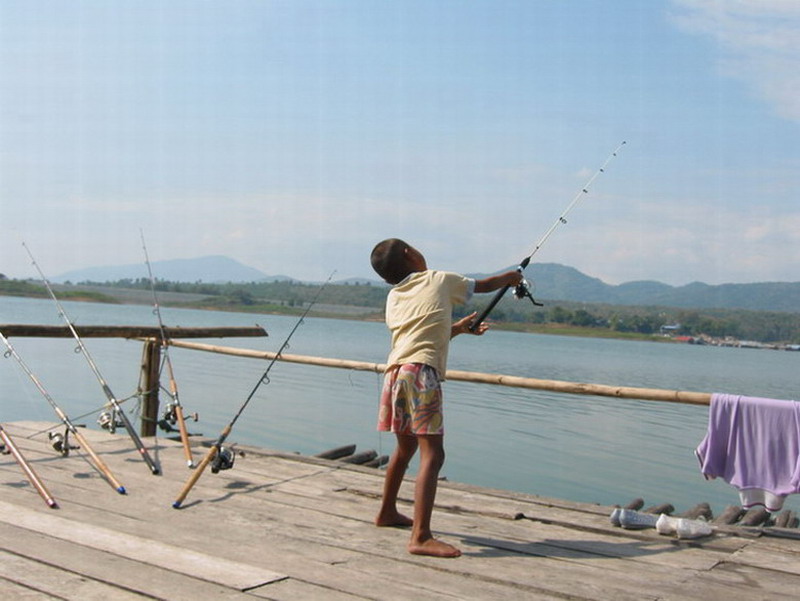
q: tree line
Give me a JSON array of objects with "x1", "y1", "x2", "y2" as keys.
[{"x1": 2, "y1": 276, "x2": 799, "y2": 344}]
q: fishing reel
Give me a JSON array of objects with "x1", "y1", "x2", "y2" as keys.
[
  {"x1": 513, "y1": 279, "x2": 543, "y2": 307},
  {"x1": 97, "y1": 409, "x2": 125, "y2": 433},
  {"x1": 158, "y1": 402, "x2": 180, "y2": 432},
  {"x1": 48, "y1": 428, "x2": 78, "y2": 457},
  {"x1": 158, "y1": 402, "x2": 199, "y2": 433},
  {"x1": 210, "y1": 445, "x2": 237, "y2": 473}
]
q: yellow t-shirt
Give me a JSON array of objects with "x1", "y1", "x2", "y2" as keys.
[{"x1": 385, "y1": 270, "x2": 474, "y2": 378}]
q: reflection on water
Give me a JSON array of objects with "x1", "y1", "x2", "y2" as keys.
[{"x1": 1, "y1": 296, "x2": 797, "y2": 514}]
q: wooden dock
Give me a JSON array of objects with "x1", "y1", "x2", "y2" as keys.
[{"x1": 1, "y1": 421, "x2": 799, "y2": 600}]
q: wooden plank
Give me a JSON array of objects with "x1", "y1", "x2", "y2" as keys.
[
  {"x1": 675, "y1": 561, "x2": 800, "y2": 601},
  {"x1": 245, "y1": 497, "x2": 719, "y2": 599},
  {"x1": 3, "y1": 421, "x2": 799, "y2": 601},
  {"x1": 0, "y1": 500, "x2": 286, "y2": 591},
  {"x1": 0, "y1": 437, "x2": 415, "y2": 601},
  {"x1": 0, "y1": 324, "x2": 267, "y2": 339},
  {"x1": 12, "y1": 443, "x2": 605, "y2": 600},
  {"x1": 213, "y1": 455, "x2": 750, "y2": 554},
  {"x1": 0, "y1": 549, "x2": 149, "y2": 600},
  {"x1": 149, "y1": 470, "x2": 727, "y2": 601},
  {"x1": 250, "y1": 578, "x2": 381, "y2": 601},
  {"x1": 173, "y1": 464, "x2": 775, "y2": 601},
  {"x1": 726, "y1": 540, "x2": 800, "y2": 576},
  {"x1": 0, "y1": 523, "x2": 289, "y2": 601},
  {"x1": 0, "y1": 577, "x2": 62, "y2": 600}
]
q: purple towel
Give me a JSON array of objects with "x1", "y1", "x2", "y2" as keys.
[{"x1": 696, "y1": 393, "x2": 800, "y2": 512}]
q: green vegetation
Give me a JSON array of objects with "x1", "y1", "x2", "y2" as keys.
[
  {"x1": 3, "y1": 277, "x2": 799, "y2": 344},
  {"x1": 455, "y1": 297, "x2": 800, "y2": 344},
  {"x1": 0, "y1": 279, "x2": 118, "y2": 303}
]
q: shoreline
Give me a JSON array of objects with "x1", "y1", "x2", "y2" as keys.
[
  {"x1": 3, "y1": 285, "x2": 798, "y2": 349},
  {"x1": 0, "y1": 286, "x2": 675, "y2": 344}
]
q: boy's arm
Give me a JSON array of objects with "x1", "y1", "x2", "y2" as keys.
[{"x1": 474, "y1": 270, "x2": 523, "y2": 294}]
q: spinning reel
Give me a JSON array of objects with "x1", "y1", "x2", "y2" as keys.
[
  {"x1": 210, "y1": 445, "x2": 237, "y2": 473},
  {"x1": 48, "y1": 428, "x2": 79, "y2": 457},
  {"x1": 158, "y1": 402, "x2": 199, "y2": 433},
  {"x1": 512, "y1": 279, "x2": 543, "y2": 307},
  {"x1": 97, "y1": 409, "x2": 125, "y2": 433}
]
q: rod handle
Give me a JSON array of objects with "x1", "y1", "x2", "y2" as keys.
[
  {"x1": 173, "y1": 404, "x2": 195, "y2": 468},
  {"x1": 469, "y1": 285, "x2": 511, "y2": 332},
  {"x1": 172, "y1": 444, "x2": 217, "y2": 508},
  {"x1": 116, "y1": 407, "x2": 160, "y2": 475},
  {"x1": 71, "y1": 428, "x2": 126, "y2": 494},
  {"x1": 0, "y1": 427, "x2": 58, "y2": 508}
]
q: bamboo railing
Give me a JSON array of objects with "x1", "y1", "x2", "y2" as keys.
[
  {"x1": 167, "y1": 339, "x2": 712, "y2": 406},
  {"x1": 1, "y1": 325, "x2": 267, "y2": 437}
]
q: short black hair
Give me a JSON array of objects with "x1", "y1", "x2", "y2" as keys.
[{"x1": 370, "y1": 238, "x2": 411, "y2": 285}]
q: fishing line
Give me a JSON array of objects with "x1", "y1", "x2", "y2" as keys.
[
  {"x1": 1, "y1": 331, "x2": 127, "y2": 494},
  {"x1": 139, "y1": 230, "x2": 196, "y2": 467},
  {"x1": 470, "y1": 141, "x2": 627, "y2": 331},
  {"x1": 172, "y1": 271, "x2": 336, "y2": 508},
  {"x1": 4, "y1": 353, "x2": 48, "y2": 420},
  {"x1": 22, "y1": 242, "x2": 160, "y2": 475}
]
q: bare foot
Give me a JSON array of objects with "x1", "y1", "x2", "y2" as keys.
[
  {"x1": 375, "y1": 511, "x2": 413, "y2": 528},
  {"x1": 407, "y1": 537, "x2": 461, "y2": 558}
]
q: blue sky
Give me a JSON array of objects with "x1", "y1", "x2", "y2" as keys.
[{"x1": 1, "y1": 1, "x2": 798, "y2": 286}]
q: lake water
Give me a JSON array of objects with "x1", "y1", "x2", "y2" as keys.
[{"x1": 2, "y1": 295, "x2": 798, "y2": 515}]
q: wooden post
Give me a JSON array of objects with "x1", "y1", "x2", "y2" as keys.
[{"x1": 140, "y1": 339, "x2": 161, "y2": 437}]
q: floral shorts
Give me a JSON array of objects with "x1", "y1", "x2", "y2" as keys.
[{"x1": 378, "y1": 363, "x2": 443, "y2": 435}]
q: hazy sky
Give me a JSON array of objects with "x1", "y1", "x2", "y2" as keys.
[{"x1": 2, "y1": 1, "x2": 798, "y2": 286}]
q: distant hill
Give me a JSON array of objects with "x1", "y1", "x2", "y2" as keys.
[
  {"x1": 520, "y1": 264, "x2": 800, "y2": 313},
  {"x1": 53, "y1": 256, "x2": 799, "y2": 313},
  {"x1": 54, "y1": 255, "x2": 289, "y2": 284}
]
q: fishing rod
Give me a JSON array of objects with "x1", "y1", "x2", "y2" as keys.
[
  {"x1": 469, "y1": 141, "x2": 626, "y2": 332},
  {"x1": 22, "y1": 242, "x2": 160, "y2": 475},
  {"x1": 0, "y1": 423, "x2": 58, "y2": 508},
  {"x1": 140, "y1": 231, "x2": 195, "y2": 468},
  {"x1": 172, "y1": 272, "x2": 334, "y2": 509},
  {"x1": 1, "y1": 332, "x2": 126, "y2": 494}
]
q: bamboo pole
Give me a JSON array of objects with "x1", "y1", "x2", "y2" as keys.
[{"x1": 167, "y1": 339, "x2": 712, "y2": 406}]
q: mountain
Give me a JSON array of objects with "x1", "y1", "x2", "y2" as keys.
[
  {"x1": 53, "y1": 256, "x2": 799, "y2": 313},
  {"x1": 522, "y1": 264, "x2": 800, "y2": 313},
  {"x1": 54, "y1": 255, "x2": 282, "y2": 284}
]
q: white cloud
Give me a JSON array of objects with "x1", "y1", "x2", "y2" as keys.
[
  {"x1": 565, "y1": 195, "x2": 800, "y2": 285},
  {"x1": 670, "y1": 0, "x2": 800, "y2": 121}
]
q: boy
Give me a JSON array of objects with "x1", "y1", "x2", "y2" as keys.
[{"x1": 370, "y1": 238, "x2": 522, "y2": 558}]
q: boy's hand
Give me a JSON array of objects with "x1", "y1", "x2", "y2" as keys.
[
  {"x1": 452, "y1": 312, "x2": 489, "y2": 337},
  {"x1": 507, "y1": 270, "x2": 524, "y2": 287}
]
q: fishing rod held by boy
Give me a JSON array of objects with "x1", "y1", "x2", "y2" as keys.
[{"x1": 469, "y1": 141, "x2": 626, "y2": 332}]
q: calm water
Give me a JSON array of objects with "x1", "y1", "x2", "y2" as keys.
[{"x1": 2, "y1": 296, "x2": 798, "y2": 515}]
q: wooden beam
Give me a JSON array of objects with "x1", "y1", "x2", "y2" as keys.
[
  {"x1": 0, "y1": 325, "x2": 267, "y2": 339},
  {"x1": 139, "y1": 339, "x2": 161, "y2": 437}
]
